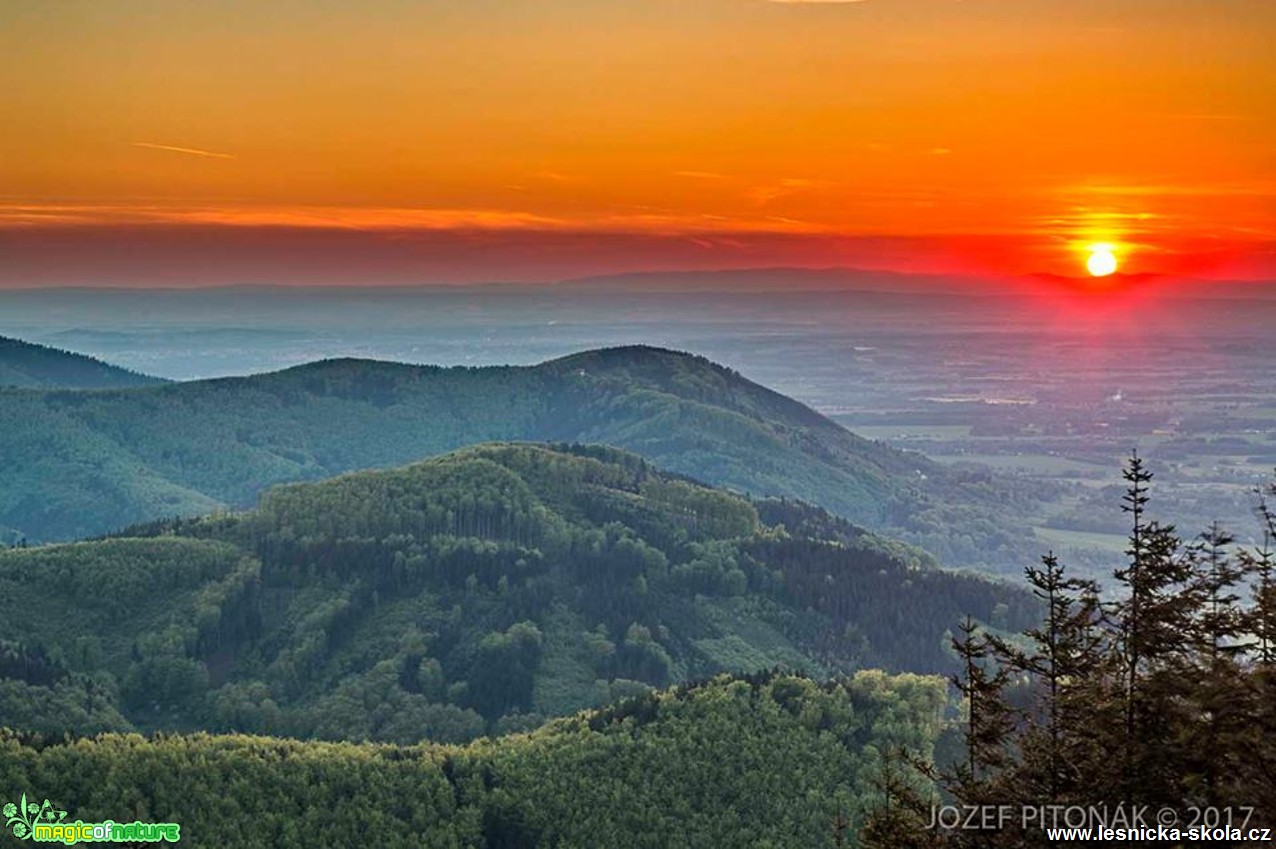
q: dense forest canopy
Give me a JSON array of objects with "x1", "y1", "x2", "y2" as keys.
[
  {"x1": 0, "y1": 443, "x2": 1035, "y2": 743},
  {"x1": 1, "y1": 671, "x2": 945, "y2": 848},
  {"x1": 0, "y1": 343, "x2": 1042, "y2": 569}
]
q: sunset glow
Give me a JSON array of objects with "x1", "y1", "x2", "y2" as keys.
[{"x1": 2, "y1": 0, "x2": 1273, "y2": 285}]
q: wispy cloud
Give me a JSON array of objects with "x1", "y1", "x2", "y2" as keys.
[
  {"x1": 131, "y1": 142, "x2": 235, "y2": 160},
  {"x1": 0, "y1": 202, "x2": 829, "y2": 235},
  {"x1": 1067, "y1": 182, "x2": 1276, "y2": 199},
  {"x1": 746, "y1": 178, "x2": 835, "y2": 205},
  {"x1": 530, "y1": 171, "x2": 580, "y2": 183}
]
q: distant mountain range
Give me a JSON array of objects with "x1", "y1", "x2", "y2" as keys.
[
  {"x1": 0, "y1": 341, "x2": 1041, "y2": 567},
  {"x1": 0, "y1": 442, "x2": 1034, "y2": 741},
  {"x1": 0, "y1": 335, "x2": 164, "y2": 390}
]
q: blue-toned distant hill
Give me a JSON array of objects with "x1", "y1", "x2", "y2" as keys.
[
  {"x1": 0, "y1": 343, "x2": 1039, "y2": 566},
  {"x1": 0, "y1": 335, "x2": 164, "y2": 390}
]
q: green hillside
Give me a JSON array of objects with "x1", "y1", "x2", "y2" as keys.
[
  {"x1": 0, "y1": 335, "x2": 163, "y2": 390},
  {"x1": 0, "y1": 443, "x2": 1034, "y2": 742},
  {"x1": 0, "y1": 344, "x2": 1037, "y2": 568},
  {"x1": 0, "y1": 670, "x2": 945, "y2": 848}
]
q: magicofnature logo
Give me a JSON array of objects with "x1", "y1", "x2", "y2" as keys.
[
  {"x1": 3, "y1": 794, "x2": 62, "y2": 840},
  {"x1": 5, "y1": 793, "x2": 179, "y2": 844}
]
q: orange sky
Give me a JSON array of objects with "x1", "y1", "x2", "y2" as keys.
[{"x1": 2, "y1": 0, "x2": 1273, "y2": 284}]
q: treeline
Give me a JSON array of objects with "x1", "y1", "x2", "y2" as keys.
[
  {"x1": 865, "y1": 456, "x2": 1276, "y2": 846},
  {"x1": 1, "y1": 671, "x2": 944, "y2": 848},
  {"x1": 0, "y1": 443, "x2": 1034, "y2": 745}
]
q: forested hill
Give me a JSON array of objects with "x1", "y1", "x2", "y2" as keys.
[
  {"x1": 0, "y1": 443, "x2": 1036, "y2": 743},
  {"x1": 0, "y1": 671, "x2": 945, "y2": 848},
  {"x1": 0, "y1": 343, "x2": 1037, "y2": 567},
  {"x1": 0, "y1": 335, "x2": 164, "y2": 390}
]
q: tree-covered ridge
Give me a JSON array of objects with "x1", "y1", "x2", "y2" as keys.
[
  {"x1": 0, "y1": 443, "x2": 1036, "y2": 743},
  {"x1": 250, "y1": 443, "x2": 759, "y2": 546},
  {"x1": 0, "y1": 343, "x2": 1040, "y2": 569},
  {"x1": 0, "y1": 335, "x2": 163, "y2": 390},
  {"x1": 0, "y1": 670, "x2": 946, "y2": 848}
]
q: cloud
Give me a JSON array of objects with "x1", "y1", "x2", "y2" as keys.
[
  {"x1": 674, "y1": 171, "x2": 728, "y2": 180},
  {"x1": 2, "y1": 213, "x2": 1272, "y2": 286},
  {"x1": 1065, "y1": 182, "x2": 1276, "y2": 199},
  {"x1": 131, "y1": 142, "x2": 235, "y2": 160},
  {"x1": 0, "y1": 202, "x2": 827, "y2": 236},
  {"x1": 765, "y1": 0, "x2": 870, "y2": 4},
  {"x1": 530, "y1": 171, "x2": 580, "y2": 183},
  {"x1": 746, "y1": 178, "x2": 835, "y2": 205},
  {"x1": 0, "y1": 223, "x2": 1031, "y2": 287}
]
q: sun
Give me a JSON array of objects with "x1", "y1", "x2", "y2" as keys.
[{"x1": 1086, "y1": 245, "x2": 1118, "y2": 277}]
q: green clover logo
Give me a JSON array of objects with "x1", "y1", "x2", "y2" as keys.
[{"x1": 5, "y1": 793, "x2": 66, "y2": 841}]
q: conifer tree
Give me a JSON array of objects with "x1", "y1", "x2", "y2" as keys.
[
  {"x1": 1109, "y1": 452, "x2": 1194, "y2": 805},
  {"x1": 1179, "y1": 522, "x2": 1249, "y2": 807},
  {"x1": 1008, "y1": 553, "x2": 1109, "y2": 806},
  {"x1": 949, "y1": 617, "x2": 1016, "y2": 800}
]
